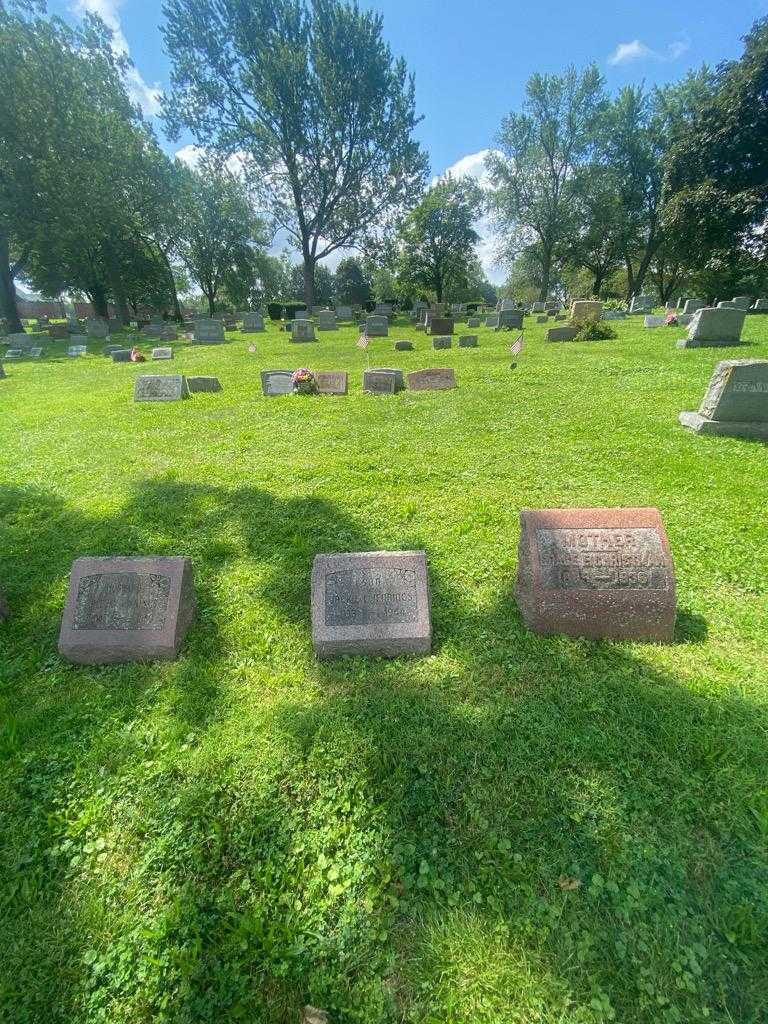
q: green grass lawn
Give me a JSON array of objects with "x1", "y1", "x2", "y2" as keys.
[{"x1": 1, "y1": 313, "x2": 767, "y2": 1024}]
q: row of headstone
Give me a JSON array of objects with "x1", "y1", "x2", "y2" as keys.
[
  {"x1": 51, "y1": 505, "x2": 679, "y2": 664},
  {"x1": 260, "y1": 367, "x2": 457, "y2": 396}
]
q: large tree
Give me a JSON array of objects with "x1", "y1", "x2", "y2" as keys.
[
  {"x1": 174, "y1": 158, "x2": 269, "y2": 315},
  {"x1": 396, "y1": 177, "x2": 481, "y2": 302},
  {"x1": 487, "y1": 66, "x2": 606, "y2": 301},
  {"x1": 162, "y1": 0, "x2": 428, "y2": 308},
  {"x1": 334, "y1": 256, "x2": 371, "y2": 306},
  {"x1": 664, "y1": 19, "x2": 768, "y2": 261}
]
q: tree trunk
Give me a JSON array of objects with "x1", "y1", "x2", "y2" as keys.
[
  {"x1": 302, "y1": 256, "x2": 315, "y2": 308},
  {"x1": 539, "y1": 245, "x2": 552, "y2": 301},
  {"x1": 0, "y1": 231, "x2": 24, "y2": 333},
  {"x1": 103, "y1": 238, "x2": 130, "y2": 324},
  {"x1": 592, "y1": 270, "x2": 604, "y2": 297},
  {"x1": 207, "y1": 291, "x2": 215, "y2": 316},
  {"x1": 158, "y1": 247, "x2": 183, "y2": 321},
  {"x1": 436, "y1": 275, "x2": 443, "y2": 303},
  {"x1": 89, "y1": 283, "x2": 109, "y2": 320},
  {"x1": 624, "y1": 256, "x2": 635, "y2": 303}
]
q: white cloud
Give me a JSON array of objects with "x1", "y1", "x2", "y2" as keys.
[
  {"x1": 175, "y1": 145, "x2": 250, "y2": 180},
  {"x1": 71, "y1": 0, "x2": 162, "y2": 115},
  {"x1": 435, "y1": 150, "x2": 505, "y2": 285},
  {"x1": 608, "y1": 36, "x2": 690, "y2": 66}
]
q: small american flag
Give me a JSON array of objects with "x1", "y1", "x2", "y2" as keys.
[
  {"x1": 356, "y1": 332, "x2": 369, "y2": 349},
  {"x1": 510, "y1": 335, "x2": 523, "y2": 356}
]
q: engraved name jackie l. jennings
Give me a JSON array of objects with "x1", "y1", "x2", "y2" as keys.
[
  {"x1": 537, "y1": 528, "x2": 670, "y2": 591},
  {"x1": 325, "y1": 567, "x2": 418, "y2": 626}
]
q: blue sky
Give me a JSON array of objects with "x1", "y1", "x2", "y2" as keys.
[{"x1": 52, "y1": 0, "x2": 767, "y2": 282}]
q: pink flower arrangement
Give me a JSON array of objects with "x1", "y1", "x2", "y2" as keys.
[
  {"x1": 665, "y1": 313, "x2": 678, "y2": 326},
  {"x1": 291, "y1": 367, "x2": 316, "y2": 394}
]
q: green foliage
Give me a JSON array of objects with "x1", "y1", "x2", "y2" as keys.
[
  {"x1": 396, "y1": 176, "x2": 482, "y2": 302},
  {"x1": 334, "y1": 257, "x2": 372, "y2": 306},
  {"x1": 162, "y1": 0, "x2": 428, "y2": 304},
  {"x1": 570, "y1": 316, "x2": 618, "y2": 340},
  {"x1": 1, "y1": 316, "x2": 767, "y2": 1022},
  {"x1": 664, "y1": 17, "x2": 768, "y2": 256}
]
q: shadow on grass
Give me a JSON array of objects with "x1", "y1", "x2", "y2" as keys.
[{"x1": 1, "y1": 479, "x2": 765, "y2": 1023}]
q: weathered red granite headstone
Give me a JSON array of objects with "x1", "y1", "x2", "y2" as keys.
[
  {"x1": 516, "y1": 507, "x2": 676, "y2": 642},
  {"x1": 58, "y1": 556, "x2": 197, "y2": 664}
]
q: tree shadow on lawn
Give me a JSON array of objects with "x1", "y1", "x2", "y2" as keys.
[{"x1": 1, "y1": 479, "x2": 766, "y2": 1023}]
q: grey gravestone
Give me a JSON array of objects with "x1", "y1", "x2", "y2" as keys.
[
  {"x1": 143, "y1": 323, "x2": 165, "y2": 338},
  {"x1": 152, "y1": 347, "x2": 173, "y2": 360},
  {"x1": 134, "y1": 375, "x2": 189, "y2": 402},
  {"x1": 58, "y1": 556, "x2": 197, "y2": 664},
  {"x1": 547, "y1": 327, "x2": 578, "y2": 342},
  {"x1": 644, "y1": 315, "x2": 666, "y2": 328},
  {"x1": 536, "y1": 315, "x2": 548, "y2": 324},
  {"x1": 187, "y1": 376, "x2": 222, "y2": 393},
  {"x1": 317, "y1": 311, "x2": 337, "y2": 331},
  {"x1": 717, "y1": 301, "x2": 737, "y2": 309},
  {"x1": 497, "y1": 310, "x2": 523, "y2": 330},
  {"x1": 682, "y1": 299, "x2": 705, "y2": 316},
  {"x1": 428, "y1": 317, "x2": 454, "y2": 335},
  {"x1": 602, "y1": 311, "x2": 626, "y2": 320},
  {"x1": 466, "y1": 317, "x2": 481, "y2": 327},
  {"x1": 290, "y1": 320, "x2": 316, "y2": 343},
  {"x1": 69, "y1": 334, "x2": 88, "y2": 346},
  {"x1": 112, "y1": 349, "x2": 131, "y2": 362},
  {"x1": 28, "y1": 347, "x2": 43, "y2": 358},
  {"x1": 732, "y1": 296, "x2": 752, "y2": 310},
  {"x1": 371, "y1": 367, "x2": 404, "y2": 391},
  {"x1": 554, "y1": 314, "x2": 567, "y2": 321},
  {"x1": 406, "y1": 368, "x2": 456, "y2": 391},
  {"x1": 311, "y1": 550, "x2": 431, "y2": 659},
  {"x1": 677, "y1": 314, "x2": 693, "y2": 327},
  {"x1": 432, "y1": 336, "x2": 451, "y2": 349},
  {"x1": 261, "y1": 370, "x2": 294, "y2": 396},
  {"x1": 149, "y1": 314, "x2": 163, "y2": 324},
  {"x1": 571, "y1": 301, "x2": 603, "y2": 322},
  {"x1": 86, "y1": 318, "x2": 109, "y2": 339},
  {"x1": 753, "y1": 298, "x2": 768, "y2": 311},
  {"x1": 366, "y1": 315, "x2": 389, "y2": 337},
  {"x1": 193, "y1": 319, "x2": 226, "y2": 343},
  {"x1": 6, "y1": 332, "x2": 33, "y2": 349},
  {"x1": 315, "y1": 371, "x2": 348, "y2": 396},
  {"x1": 363, "y1": 369, "x2": 397, "y2": 394},
  {"x1": 294, "y1": 309, "x2": 310, "y2": 319},
  {"x1": 336, "y1": 306, "x2": 353, "y2": 320},
  {"x1": 458, "y1": 335, "x2": 478, "y2": 348},
  {"x1": 394, "y1": 341, "x2": 414, "y2": 351},
  {"x1": 679, "y1": 359, "x2": 768, "y2": 438},
  {"x1": 4, "y1": 349, "x2": 23, "y2": 360},
  {"x1": 242, "y1": 312, "x2": 265, "y2": 332},
  {"x1": 67, "y1": 345, "x2": 87, "y2": 357},
  {"x1": 630, "y1": 295, "x2": 654, "y2": 313},
  {"x1": 677, "y1": 307, "x2": 746, "y2": 348},
  {"x1": 530, "y1": 301, "x2": 546, "y2": 313}
]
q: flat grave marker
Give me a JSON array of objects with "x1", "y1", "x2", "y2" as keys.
[
  {"x1": 432, "y1": 336, "x2": 451, "y2": 349},
  {"x1": 407, "y1": 368, "x2": 456, "y2": 391},
  {"x1": 187, "y1": 376, "x2": 222, "y2": 393},
  {"x1": 261, "y1": 370, "x2": 294, "y2": 396},
  {"x1": 315, "y1": 371, "x2": 348, "y2": 395},
  {"x1": 58, "y1": 555, "x2": 197, "y2": 664},
  {"x1": 363, "y1": 369, "x2": 397, "y2": 395},
  {"x1": 152, "y1": 347, "x2": 173, "y2": 360},
  {"x1": 134, "y1": 375, "x2": 189, "y2": 402},
  {"x1": 516, "y1": 507, "x2": 676, "y2": 643},
  {"x1": 311, "y1": 550, "x2": 432, "y2": 659},
  {"x1": 458, "y1": 335, "x2": 478, "y2": 347}
]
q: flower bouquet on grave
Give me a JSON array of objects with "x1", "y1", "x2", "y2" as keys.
[
  {"x1": 665, "y1": 312, "x2": 679, "y2": 326},
  {"x1": 292, "y1": 367, "x2": 316, "y2": 395}
]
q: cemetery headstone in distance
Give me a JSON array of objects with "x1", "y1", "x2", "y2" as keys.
[
  {"x1": 676, "y1": 307, "x2": 746, "y2": 348},
  {"x1": 290, "y1": 320, "x2": 316, "y2": 343},
  {"x1": 58, "y1": 556, "x2": 197, "y2": 664},
  {"x1": 193, "y1": 319, "x2": 226, "y2": 344},
  {"x1": 679, "y1": 359, "x2": 768, "y2": 438},
  {"x1": 311, "y1": 550, "x2": 432, "y2": 658},
  {"x1": 261, "y1": 370, "x2": 295, "y2": 395},
  {"x1": 187, "y1": 376, "x2": 223, "y2": 393},
  {"x1": 571, "y1": 300, "x2": 603, "y2": 322},
  {"x1": 547, "y1": 326, "x2": 578, "y2": 342},
  {"x1": 394, "y1": 340, "x2": 414, "y2": 351},
  {"x1": 407, "y1": 368, "x2": 457, "y2": 391},
  {"x1": 152, "y1": 347, "x2": 173, "y2": 360},
  {"x1": 315, "y1": 371, "x2": 348, "y2": 395},
  {"x1": 363, "y1": 369, "x2": 397, "y2": 394},
  {"x1": 458, "y1": 335, "x2": 478, "y2": 348},
  {"x1": 432, "y1": 336, "x2": 451, "y2": 349},
  {"x1": 134, "y1": 375, "x2": 189, "y2": 402},
  {"x1": 515, "y1": 507, "x2": 677, "y2": 642},
  {"x1": 242, "y1": 312, "x2": 265, "y2": 333}
]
